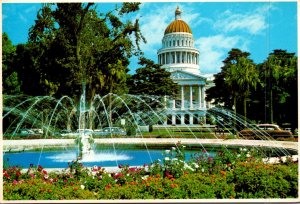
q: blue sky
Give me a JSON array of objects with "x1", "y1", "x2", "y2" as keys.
[{"x1": 2, "y1": 2, "x2": 298, "y2": 75}]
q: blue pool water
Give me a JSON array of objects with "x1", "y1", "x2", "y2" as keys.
[{"x1": 3, "y1": 148, "x2": 206, "y2": 168}]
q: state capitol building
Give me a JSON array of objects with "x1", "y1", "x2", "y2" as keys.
[{"x1": 158, "y1": 7, "x2": 214, "y2": 126}]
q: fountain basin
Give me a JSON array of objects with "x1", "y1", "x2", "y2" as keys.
[{"x1": 3, "y1": 138, "x2": 298, "y2": 152}]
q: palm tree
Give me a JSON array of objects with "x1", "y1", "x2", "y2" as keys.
[{"x1": 225, "y1": 57, "x2": 259, "y2": 126}]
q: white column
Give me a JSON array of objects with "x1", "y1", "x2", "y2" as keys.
[
  {"x1": 164, "y1": 117, "x2": 167, "y2": 125},
  {"x1": 181, "y1": 86, "x2": 185, "y2": 110},
  {"x1": 192, "y1": 53, "x2": 195, "y2": 64},
  {"x1": 174, "y1": 52, "x2": 177, "y2": 64},
  {"x1": 179, "y1": 51, "x2": 182, "y2": 63},
  {"x1": 203, "y1": 86, "x2": 207, "y2": 109},
  {"x1": 185, "y1": 51, "x2": 187, "y2": 63},
  {"x1": 172, "y1": 115, "x2": 176, "y2": 125},
  {"x1": 172, "y1": 99, "x2": 176, "y2": 110},
  {"x1": 189, "y1": 114, "x2": 193, "y2": 125},
  {"x1": 164, "y1": 53, "x2": 166, "y2": 64},
  {"x1": 181, "y1": 114, "x2": 185, "y2": 125},
  {"x1": 190, "y1": 85, "x2": 193, "y2": 110},
  {"x1": 198, "y1": 85, "x2": 202, "y2": 109}
]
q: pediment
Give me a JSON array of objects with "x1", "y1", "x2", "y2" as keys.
[{"x1": 170, "y1": 71, "x2": 206, "y2": 81}]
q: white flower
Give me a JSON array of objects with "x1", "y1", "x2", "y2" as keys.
[
  {"x1": 182, "y1": 145, "x2": 186, "y2": 148},
  {"x1": 172, "y1": 158, "x2": 178, "y2": 161},
  {"x1": 165, "y1": 150, "x2": 170, "y2": 154},
  {"x1": 201, "y1": 168, "x2": 204, "y2": 173},
  {"x1": 243, "y1": 148, "x2": 248, "y2": 152},
  {"x1": 192, "y1": 163, "x2": 199, "y2": 168},
  {"x1": 172, "y1": 147, "x2": 176, "y2": 150},
  {"x1": 142, "y1": 175, "x2": 149, "y2": 180},
  {"x1": 184, "y1": 163, "x2": 194, "y2": 171},
  {"x1": 164, "y1": 157, "x2": 170, "y2": 161},
  {"x1": 81, "y1": 185, "x2": 85, "y2": 190},
  {"x1": 44, "y1": 175, "x2": 49, "y2": 179},
  {"x1": 237, "y1": 154, "x2": 241, "y2": 157},
  {"x1": 246, "y1": 153, "x2": 251, "y2": 157}
]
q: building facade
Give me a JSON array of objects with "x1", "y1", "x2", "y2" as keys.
[{"x1": 157, "y1": 7, "x2": 212, "y2": 125}]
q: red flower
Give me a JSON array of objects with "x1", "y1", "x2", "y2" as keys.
[
  {"x1": 16, "y1": 171, "x2": 21, "y2": 178},
  {"x1": 113, "y1": 172, "x2": 123, "y2": 179},
  {"x1": 13, "y1": 180, "x2": 18, "y2": 185},
  {"x1": 105, "y1": 184, "x2": 111, "y2": 190},
  {"x1": 4, "y1": 172, "x2": 10, "y2": 180},
  {"x1": 129, "y1": 167, "x2": 137, "y2": 172},
  {"x1": 42, "y1": 169, "x2": 48, "y2": 175},
  {"x1": 170, "y1": 183, "x2": 178, "y2": 188}
]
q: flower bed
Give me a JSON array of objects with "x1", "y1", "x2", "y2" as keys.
[{"x1": 3, "y1": 143, "x2": 298, "y2": 200}]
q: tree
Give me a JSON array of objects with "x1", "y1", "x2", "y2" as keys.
[
  {"x1": 2, "y1": 33, "x2": 21, "y2": 95},
  {"x1": 261, "y1": 50, "x2": 297, "y2": 130},
  {"x1": 128, "y1": 57, "x2": 178, "y2": 97},
  {"x1": 206, "y1": 48, "x2": 251, "y2": 112},
  {"x1": 27, "y1": 2, "x2": 145, "y2": 103}
]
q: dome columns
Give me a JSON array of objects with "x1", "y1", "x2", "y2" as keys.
[{"x1": 158, "y1": 51, "x2": 199, "y2": 65}]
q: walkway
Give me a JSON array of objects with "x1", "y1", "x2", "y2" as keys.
[{"x1": 3, "y1": 138, "x2": 298, "y2": 152}]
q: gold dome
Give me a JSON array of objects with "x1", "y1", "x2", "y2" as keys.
[
  {"x1": 164, "y1": 6, "x2": 192, "y2": 35},
  {"x1": 164, "y1": 20, "x2": 192, "y2": 34}
]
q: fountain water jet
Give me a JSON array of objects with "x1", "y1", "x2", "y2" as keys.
[{"x1": 3, "y1": 93, "x2": 298, "y2": 168}]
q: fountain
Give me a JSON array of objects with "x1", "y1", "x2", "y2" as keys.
[{"x1": 2, "y1": 91, "x2": 298, "y2": 169}]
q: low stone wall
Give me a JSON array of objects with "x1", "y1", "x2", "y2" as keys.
[
  {"x1": 3, "y1": 139, "x2": 76, "y2": 152},
  {"x1": 3, "y1": 138, "x2": 298, "y2": 152}
]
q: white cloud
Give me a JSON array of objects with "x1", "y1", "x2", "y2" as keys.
[
  {"x1": 214, "y1": 4, "x2": 275, "y2": 35},
  {"x1": 195, "y1": 34, "x2": 249, "y2": 73}
]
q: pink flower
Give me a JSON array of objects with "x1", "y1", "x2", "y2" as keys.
[{"x1": 13, "y1": 180, "x2": 18, "y2": 185}]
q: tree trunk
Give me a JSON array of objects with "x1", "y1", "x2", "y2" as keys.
[
  {"x1": 270, "y1": 89, "x2": 273, "y2": 124},
  {"x1": 243, "y1": 97, "x2": 247, "y2": 127},
  {"x1": 88, "y1": 88, "x2": 96, "y2": 129},
  {"x1": 109, "y1": 79, "x2": 113, "y2": 126},
  {"x1": 233, "y1": 95, "x2": 237, "y2": 134}
]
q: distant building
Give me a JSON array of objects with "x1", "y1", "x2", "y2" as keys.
[{"x1": 157, "y1": 7, "x2": 214, "y2": 125}]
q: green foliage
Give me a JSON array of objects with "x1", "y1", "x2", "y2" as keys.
[
  {"x1": 3, "y1": 150, "x2": 298, "y2": 200},
  {"x1": 128, "y1": 57, "x2": 178, "y2": 98},
  {"x1": 5, "y1": 3, "x2": 145, "y2": 102},
  {"x1": 2, "y1": 32, "x2": 21, "y2": 95},
  {"x1": 233, "y1": 160, "x2": 298, "y2": 198},
  {"x1": 206, "y1": 48, "x2": 298, "y2": 131}
]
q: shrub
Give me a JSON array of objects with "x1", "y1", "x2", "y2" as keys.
[{"x1": 233, "y1": 160, "x2": 298, "y2": 198}]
